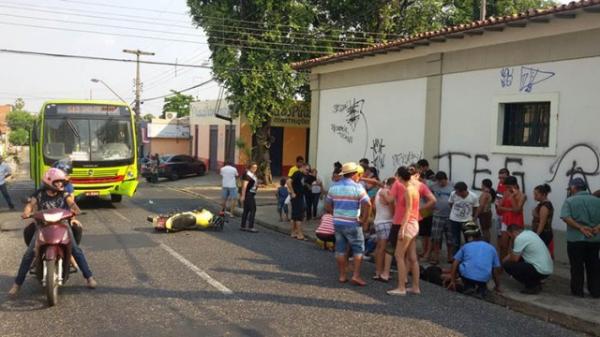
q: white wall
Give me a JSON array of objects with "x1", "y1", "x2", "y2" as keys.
[
  {"x1": 317, "y1": 78, "x2": 427, "y2": 183},
  {"x1": 441, "y1": 56, "x2": 600, "y2": 231}
]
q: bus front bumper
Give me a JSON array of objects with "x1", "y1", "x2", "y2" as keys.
[{"x1": 72, "y1": 179, "x2": 138, "y2": 198}]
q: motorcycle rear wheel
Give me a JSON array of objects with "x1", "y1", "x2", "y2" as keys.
[{"x1": 46, "y1": 261, "x2": 59, "y2": 307}]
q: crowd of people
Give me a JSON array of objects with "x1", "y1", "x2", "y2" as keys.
[
  {"x1": 217, "y1": 154, "x2": 600, "y2": 299},
  {"x1": 310, "y1": 158, "x2": 600, "y2": 299}
]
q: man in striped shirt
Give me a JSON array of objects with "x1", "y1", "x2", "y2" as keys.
[{"x1": 325, "y1": 162, "x2": 372, "y2": 286}]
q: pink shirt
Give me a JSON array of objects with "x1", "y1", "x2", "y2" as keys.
[
  {"x1": 390, "y1": 181, "x2": 406, "y2": 224},
  {"x1": 391, "y1": 180, "x2": 425, "y2": 224}
]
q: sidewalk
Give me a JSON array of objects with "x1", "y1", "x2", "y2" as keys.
[{"x1": 167, "y1": 175, "x2": 599, "y2": 336}]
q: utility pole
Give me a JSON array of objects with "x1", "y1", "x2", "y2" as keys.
[
  {"x1": 480, "y1": 0, "x2": 487, "y2": 20},
  {"x1": 123, "y1": 49, "x2": 155, "y2": 116}
]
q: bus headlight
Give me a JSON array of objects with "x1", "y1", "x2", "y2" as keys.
[{"x1": 126, "y1": 170, "x2": 135, "y2": 179}]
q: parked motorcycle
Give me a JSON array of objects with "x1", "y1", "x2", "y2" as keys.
[{"x1": 28, "y1": 208, "x2": 77, "y2": 306}]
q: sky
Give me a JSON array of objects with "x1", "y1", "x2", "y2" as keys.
[
  {"x1": 0, "y1": 0, "x2": 572, "y2": 116},
  {"x1": 0, "y1": 0, "x2": 219, "y2": 116}
]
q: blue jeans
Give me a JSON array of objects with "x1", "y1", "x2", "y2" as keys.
[
  {"x1": 0, "y1": 183, "x2": 14, "y2": 208},
  {"x1": 334, "y1": 226, "x2": 365, "y2": 257},
  {"x1": 15, "y1": 224, "x2": 93, "y2": 286}
]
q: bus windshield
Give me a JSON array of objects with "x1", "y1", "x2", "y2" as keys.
[{"x1": 44, "y1": 117, "x2": 133, "y2": 162}]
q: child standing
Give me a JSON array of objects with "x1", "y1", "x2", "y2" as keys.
[
  {"x1": 478, "y1": 179, "x2": 496, "y2": 243},
  {"x1": 276, "y1": 178, "x2": 289, "y2": 222},
  {"x1": 373, "y1": 177, "x2": 395, "y2": 282}
]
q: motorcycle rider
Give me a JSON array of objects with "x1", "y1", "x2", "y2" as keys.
[{"x1": 8, "y1": 168, "x2": 97, "y2": 297}]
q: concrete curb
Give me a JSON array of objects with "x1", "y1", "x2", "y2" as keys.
[{"x1": 173, "y1": 186, "x2": 598, "y2": 336}]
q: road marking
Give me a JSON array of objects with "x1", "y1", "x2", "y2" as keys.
[
  {"x1": 111, "y1": 209, "x2": 130, "y2": 222},
  {"x1": 159, "y1": 242, "x2": 234, "y2": 295}
]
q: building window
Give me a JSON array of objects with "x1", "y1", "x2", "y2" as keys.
[
  {"x1": 502, "y1": 102, "x2": 550, "y2": 147},
  {"x1": 492, "y1": 93, "x2": 558, "y2": 156}
]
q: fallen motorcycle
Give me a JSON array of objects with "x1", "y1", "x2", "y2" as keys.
[
  {"x1": 147, "y1": 208, "x2": 225, "y2": 233},
  {"x1": 28, "y1": 208, "x2": 77, "y2": 307}
]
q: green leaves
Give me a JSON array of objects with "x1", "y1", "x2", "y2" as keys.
[
  {"x1": 162, "y1": 91, "x2": 194, "y2": 118},
  {"x1": 8, "y1": 128, "x2": 29, "y2": 146}
]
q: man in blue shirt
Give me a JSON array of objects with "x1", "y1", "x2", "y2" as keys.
[
  {"x1": 325, "y1": 162, "x2": 371, "y2": 286},
  {"x1": 447, "y1": 222, "x2": 501, "y2": 297}
]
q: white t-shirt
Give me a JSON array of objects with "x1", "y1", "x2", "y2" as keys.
[
  {"x1": 448, "y1": 191, "x2": 479, "y2": 222},
  {"x1": 311, "y1": 177, "x2": 323, "y2": 194},
  {"x1": 0, "y1": 163, "x2": 12, "y2": 185},
  {"x1": 374, "y1": 189, "x2": 393, "y2": 225},
  {"x1": 220, "y1": 165, "x2": 238, "y2": 188}
]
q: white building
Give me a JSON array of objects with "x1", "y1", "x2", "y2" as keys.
[{"x1": 295, "y1": 1, "x2": 600, "y2": 262}]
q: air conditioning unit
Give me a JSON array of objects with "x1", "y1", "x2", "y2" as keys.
[{"x1": 165, "y1": 112, "x2": 176, "y2": 120}]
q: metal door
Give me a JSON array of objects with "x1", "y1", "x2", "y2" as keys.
[
  {"x1": 209, "y1": 125, "x2": 218, "y2": 170},
  {"x1": 270, "y1": 127, "x2": 284, "y2": 177},
  {"x1": 225, "y1": 124, "x2": 236, "y2": 164}
]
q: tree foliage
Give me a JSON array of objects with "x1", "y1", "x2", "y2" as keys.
[
  {"x1": 143, "y1": 113, "x2": 154, "y2": 122},
  {"x1": 162, "y1": 91, "x2": 194, "y2": 118},
  {"x1": 187, "y1": 0, "x2": 555, "y2": 180},
  {"x1": 7, "y1": 110, "x2": 35, "y2": 132},
  {"x1": 8, "y1": 128, "x2": 29, "y2": 146}
]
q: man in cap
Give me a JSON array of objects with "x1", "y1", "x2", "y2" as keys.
[
  {"x1": 447, "y1": 222, "x2": 501, "y2": 297},
  {"x1": 561, "y1": 178, "x2": 600, "y2": 298},
  {"x1": 325, "y1": 162, "x2": 371, "y2": 286},
  {"x1": 0, "y1": 155, "x2": 15, "y2": 210}
]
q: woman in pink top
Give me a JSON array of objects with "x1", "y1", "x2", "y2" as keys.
[{"x1": 388, "y1": 166, "x2": 421, "y2": 296}]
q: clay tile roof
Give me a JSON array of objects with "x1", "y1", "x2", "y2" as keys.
[{"x1": 292, "y1": 0, "x2": 600, "y2": 70}]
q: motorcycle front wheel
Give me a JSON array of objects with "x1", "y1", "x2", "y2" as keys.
[{"x1": 46, "y1": 260, "x2": 59, "y2": 307}]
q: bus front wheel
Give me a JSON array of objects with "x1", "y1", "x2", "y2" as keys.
[{"x1": 111, "y1": 194, "x2": 123, "y2": 203}]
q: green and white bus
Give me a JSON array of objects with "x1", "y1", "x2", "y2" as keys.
[{"x1": 30, "y1": 100, "x2": 139, "y2": 202}]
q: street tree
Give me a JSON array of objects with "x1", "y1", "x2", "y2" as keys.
[
  {"x1": 6, "y1": 110, "x2": 35, "y2": 132},
  {"x1": 162, "y1": 91, "x2": 194, "y2": 118},
  {"x1": 143, "y1": 113, "x2": 154, "y2": 122},
  {"x1": 8, "y1": 128, "x2": 28, "y2": 146},
  {"x1": 187, "y1": 0, "x2": 555, "y2": 183}
]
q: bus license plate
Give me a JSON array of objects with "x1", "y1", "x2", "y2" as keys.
[{"x1": 85, "y1": 191, "x2": 100, "y2": 197}]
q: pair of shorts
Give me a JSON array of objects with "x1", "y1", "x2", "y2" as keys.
[
  {"x1": 334, "y1": 226, "x2": 365, "y2": 257},
  {"x1": 374, "y1": 221, "x2": 392, "y2": 241},
  {"x1": 221, "y1": 187, "x2": 238, "y2": 200},
  {"x1": 418, "y1": 216, "x2": 433, "y2": 237},
  {"x1": 277, "y1": 201, "x2": 289, "y2": 214},
  {"x1": 402, "y1": 220, "x2": 419, "y2": 239},
  {"x1": 431, "y1": 216, "x2": 452, "y2": 243},
  {"x1": 316, "y1": 232, "x2": 335, "y2": 243},
  {"x1": 290, "y1": 196, "x2": 305, "y2": 221}
]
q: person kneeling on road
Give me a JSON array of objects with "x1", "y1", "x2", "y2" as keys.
[
  {"x1": 502, "y1": 224, "x2": 553, "y2": 295},
  {"x1": 447, "y1": 222, "x2": 501, "y2": 297},
  {"x1": 8, "y1": 168, "x2": 97, "y2": 297}
]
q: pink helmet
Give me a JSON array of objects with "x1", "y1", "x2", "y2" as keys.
[{"x1": 43, "y1": 168, "x2": 67, "y2": 191}]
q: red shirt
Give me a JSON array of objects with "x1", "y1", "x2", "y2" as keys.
[{"x1": 501, "y1": 194, "x2": 524, "y2": 228}]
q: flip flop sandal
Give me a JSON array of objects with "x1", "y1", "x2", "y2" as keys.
[
  {"x1": 387, "y1": 289, "x2": 407, "y2": 296},
  {"x1": 351, "y1": 279, "x2": 367, "y2": 286},
  {"x1": 372, "y1": 276, "x2": 390, "y2": 283}
]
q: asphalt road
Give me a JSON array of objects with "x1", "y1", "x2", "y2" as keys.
[{"x1": 0, "y1": 180, "x2": 581, "y2": 337}]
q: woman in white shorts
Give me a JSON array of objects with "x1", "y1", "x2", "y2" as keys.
[{"x1": 372, "y1": 177, "x2": 396, "y2": 282}]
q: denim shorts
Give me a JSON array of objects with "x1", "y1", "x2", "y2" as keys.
[
  {"x1": 221, "y1": 187, "x2": 238, "y2": 200},
  {"x1": 334, "y1": 226, "x2": 365, "y2": 257},
  {"x1": 374, "y1": 221, "x2": 392, "y2": 241}
]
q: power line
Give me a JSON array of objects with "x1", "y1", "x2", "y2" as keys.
[
  {"x1": 0, "y1": 21, "x2": 334, "y2": 55},
  {"x1": 0, "y1": 48, "x2": 311, "y2": 77},
  {"x1": 58, "y1": 0, "x2": 189, "y2": 17},
  {"x1": 6, "y1": 1, "x2": 407, "y2": 39},
  {"x1": 0, "y1": 13, "x2": 357, "y2": 52},
  {"x1": 141, "y1": 79, "x2": 215, "y2": 103},
  {"x1": 0, "y1": 3, "x2": 383, "y2": 44},
  {"x1": 0, "y1": 48, "x2": 210, "y2": 68},
  {"x1": 0, "y1": 2, "x2": 188, "y2": 25}
]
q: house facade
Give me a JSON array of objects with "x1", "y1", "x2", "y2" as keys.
[{"x1": 295, "y1": 1, "x2": 600, "y2": 262}]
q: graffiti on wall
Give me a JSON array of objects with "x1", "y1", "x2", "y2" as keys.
[
  {"x1": 500, "y1": 68, "x2": 513, "y2": 88},
  {"x1": 436, "y1": 143, "x2": 599, "y2": 192},
  {"x1": 392, "y1": 151, "x2": 424, "y2": 169},
  {"x1": 370, "y1": 138, "x2": 386, "y2": 171},
  {"x1": 330, "y1": 98, "x2": 369, "y2": 157},
  {"x1": 500, "y1": 66, "x2": 556, "y2": 93}
]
